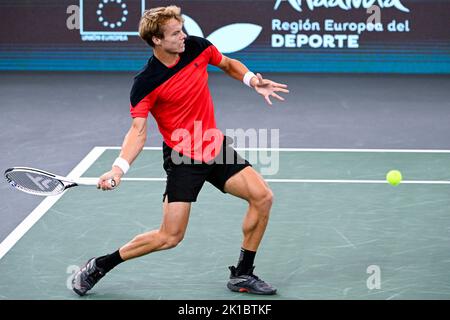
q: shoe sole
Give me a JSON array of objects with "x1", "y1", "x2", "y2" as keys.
[
  {"x1": 72, "y1": 287, "x2": 87, "y2": 297},
  {"x1": 227, "y1": 283, "x2": 277, "y2": 295}
]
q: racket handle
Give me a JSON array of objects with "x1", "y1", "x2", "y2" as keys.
[{"x1": 95, "y1": 178, "x2": 116, "y2": 189}]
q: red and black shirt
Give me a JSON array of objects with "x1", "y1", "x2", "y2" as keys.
[{"x1": 130, "y1": 36, "x2": 224, "y2": 162}]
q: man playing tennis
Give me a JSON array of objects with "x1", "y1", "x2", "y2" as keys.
[{"x1": 72, "y1": 5, "x2": 288, "y2": 296}]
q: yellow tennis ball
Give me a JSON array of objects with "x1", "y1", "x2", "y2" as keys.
[{"x1": 386, "y1": 170, "x2": 402, "y2": 186}]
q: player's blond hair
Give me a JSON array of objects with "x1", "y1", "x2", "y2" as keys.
[{"x1": 138, "y1": 5, "x2": 184, "y2": 47}]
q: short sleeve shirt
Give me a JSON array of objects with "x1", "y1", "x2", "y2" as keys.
[{"x1": 130, "y1": 36, "x2": 224, "y2": 162}]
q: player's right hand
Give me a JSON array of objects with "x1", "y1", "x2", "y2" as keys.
[{"x1": 97, "y1": 167, "x2": 123, "y2": 191}]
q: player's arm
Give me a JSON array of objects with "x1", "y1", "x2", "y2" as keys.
[
  {"x1": 216, "y1": 55, "x2": 289, "y2": 105},
  {"x1": 98, "y1": 117, "x2": 147, "y2": 190}
]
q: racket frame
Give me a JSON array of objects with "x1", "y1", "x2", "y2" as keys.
[{"x1": 4, "y1": 167, "x2": 114, "y2": 196}]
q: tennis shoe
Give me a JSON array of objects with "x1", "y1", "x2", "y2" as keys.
[
  {"x1": 227, "y1": 266, "x2": 277, "y2": 295},
  {"x1": 72, "y1": 257, "x2": 105, "y2": 296}
]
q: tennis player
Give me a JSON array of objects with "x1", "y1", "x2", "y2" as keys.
[{"x1": 72, "y1": 5, "x2": 288, "y2": 296}]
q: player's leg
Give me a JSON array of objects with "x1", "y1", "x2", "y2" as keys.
[
  {"x1": 72, "y1": 141, "x2": 209, "y2": 296},
  {"x1": 224, "y1": 166, "x2": 273, "y2": 252},
  {"x1": 119, "y1": 197, "x2": 191, "y2": 259},
  {"x1": 223, "y1": 166, "x2": 276, "y2": 295},
  {"x1": 205, "y1": 138, "x2": 276, "y2": 294},
  {"x1": 72, "y1": 198, "x2": 191, "y2": 296}
]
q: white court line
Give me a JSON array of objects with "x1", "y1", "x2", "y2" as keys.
[
  {"x1": 93, "y1": 147, "x2": 450, "y2": 185},
  {"x1": 0, "y1": 147, "x2": 107, "y2": 261},
  {"x1": 100, "y1": 146, "x2": 450, "y2": 153},
  {"x1": 78, "y1": 177, "x2": 450, "y2": 185},
  {"x1": 264, "y1": 179, "x2": 450, "y2": 185}
]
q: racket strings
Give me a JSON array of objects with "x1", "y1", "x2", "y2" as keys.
[{"x1": 5, "y1": 171, "x2": 65, "y2": 196}]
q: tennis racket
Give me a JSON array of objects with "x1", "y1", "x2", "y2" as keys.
[{"x1": 4, "y1": 167, "x2": 115, "y2": 196}]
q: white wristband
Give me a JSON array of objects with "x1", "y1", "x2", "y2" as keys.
[
  {"x1": 243, "y1": 71, "x2": 256, "y2": 88},
  {"x1": 113, "y1": 157, "x2": 130, "y2": 175}
]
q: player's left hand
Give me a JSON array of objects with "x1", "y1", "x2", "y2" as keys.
[{"x1": 253, "y1": 73, "x2": 289, "y2": 105}]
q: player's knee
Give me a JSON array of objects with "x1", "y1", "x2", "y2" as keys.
[
  {"x1": 252, "y1": 187, "x2": 274, "y2": 213},
  {"x1": 164, "y1": 233, "x2": 184, "y2": 249}
]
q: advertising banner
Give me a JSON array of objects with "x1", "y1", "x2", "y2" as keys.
[{"x1": 1, "y1": 0, "x2": 449, "y2": 73}]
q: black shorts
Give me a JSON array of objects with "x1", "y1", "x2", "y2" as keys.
[{"x1": 162, "y1": 137, "x2": 252, "y2": 203}]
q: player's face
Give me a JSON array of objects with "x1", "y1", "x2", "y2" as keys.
[{"x1": 159, "y1": 18, "x2": 187, "y2": 54}]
